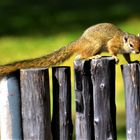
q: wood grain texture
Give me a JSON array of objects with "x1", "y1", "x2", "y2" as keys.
[
  {"x1": 91, "y1": 57, "x2": 116, "y2": 140},
  {"x1": 51, "y1": 66, "x2": 73, "y2": 140},
  {"x1": 74, "y1": 59, "x2": 94, "y2": 140},
  {"x1": 20, "y1": 68, "x2": 51, "y2": 140},
  {"x1": 121, "y1": 62, "x2": 140, "y2": 140}
]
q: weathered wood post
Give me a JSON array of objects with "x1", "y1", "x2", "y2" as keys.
[
  {"x1": 121, "y1": 62, "x2": 140, "y2": 140},
  {"x1": 51, "y1": 66, "x2": 73, "y2": 140},
  {"x1": 91, "y1": 57, "x2": 116, "y2": 140},
  {"x1": 20, "y1": 68, "x2": 51, "y2": 140},
  {"x1": 0, "y1": 72, "x2": 23, "y2": 140},
  {"x1": 74, "y1": 59, "x2": 94, "y2": 140}
]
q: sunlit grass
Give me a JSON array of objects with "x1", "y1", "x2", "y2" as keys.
[
  {"x1": 0, "y1": 18, "x2": 140, "y2": 139},
  {"x1": 0, "y1": 33, "x2": 80, "y2": 64}
]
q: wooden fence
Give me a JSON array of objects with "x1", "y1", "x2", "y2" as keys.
[{"x1": 0, "y1": 56, "x2": 140, "y2": 140}]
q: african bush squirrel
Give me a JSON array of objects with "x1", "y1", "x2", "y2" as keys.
[{"x1": 0, "y1": 23, "x2": 140, "y2": 75}]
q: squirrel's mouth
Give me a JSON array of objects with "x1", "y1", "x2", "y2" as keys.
[{"x1": 132, "y1": 50, "x2": 139, "y2": 54}]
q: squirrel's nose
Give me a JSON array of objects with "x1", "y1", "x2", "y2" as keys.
[{"x1": 135, "y1": 50, "x2": 140, "y2": 54}]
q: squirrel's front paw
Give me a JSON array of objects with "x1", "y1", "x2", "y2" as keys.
[{"x1": 112, "y1": 55, "x2": 119, "y2": 64}]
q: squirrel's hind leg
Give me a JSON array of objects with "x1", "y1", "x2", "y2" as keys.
[{"x1": 78, "y1": 43, "x2": 102, "y2": 60}]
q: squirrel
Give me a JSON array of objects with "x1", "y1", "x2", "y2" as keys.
[{"x1": 0, "y1": 22, "x2": 140, "y2": 75}]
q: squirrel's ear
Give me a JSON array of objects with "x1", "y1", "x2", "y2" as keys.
[
  {"x1": 123, "y1": 33, "x2": 128, "y2": 43},
  {"x1": 137, "y1": 33, "x2": 140, "y2": 37}
]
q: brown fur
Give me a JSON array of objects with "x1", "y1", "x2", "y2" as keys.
[{"x1": 0, "y1": 23, "x2": 140, "y2": 75}]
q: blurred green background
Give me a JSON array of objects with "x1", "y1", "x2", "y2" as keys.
[{"x1": 1, "y1": 0, "x2": 140, "y2": 139}]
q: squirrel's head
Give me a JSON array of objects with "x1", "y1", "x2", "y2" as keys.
[{"x1": 123, "y1": 33, "x2": 140, "y2": 54}]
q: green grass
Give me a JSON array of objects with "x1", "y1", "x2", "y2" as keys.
[{"x1": 1, "y1": 18, "x2": 140, "y2": 139}]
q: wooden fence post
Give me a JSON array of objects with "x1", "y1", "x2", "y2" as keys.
[
  {"x1": 91, "y1": 57, "x2": 116, "y2": 140},
  {"x1": 74, "y1": 59, "x2": 94, "y2": 140},
  {"x1": 0, "y1": 72, "x2": 23, "y2": 140},
  {"x1": 51, "y1": 66, "x2": 73, "y2": 140},
  {"x1": 121, "y1": 62, "x2": 140, "y2": 140},
  {"x1": 20, "y1": 68, "x2": 51, "y2": 140}
]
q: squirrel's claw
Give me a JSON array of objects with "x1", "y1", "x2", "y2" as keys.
[{"x1": 112, "y1": 55, "x2": 119, "y2": 64}]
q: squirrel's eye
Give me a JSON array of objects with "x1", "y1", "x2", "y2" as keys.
[{"x1": 129, "y1": 43, "x2": 133, "y2": 48}]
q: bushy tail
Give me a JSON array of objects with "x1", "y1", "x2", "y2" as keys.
[{"x1": 0, "y1": 42, "x2": 77, "y2": 75}]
